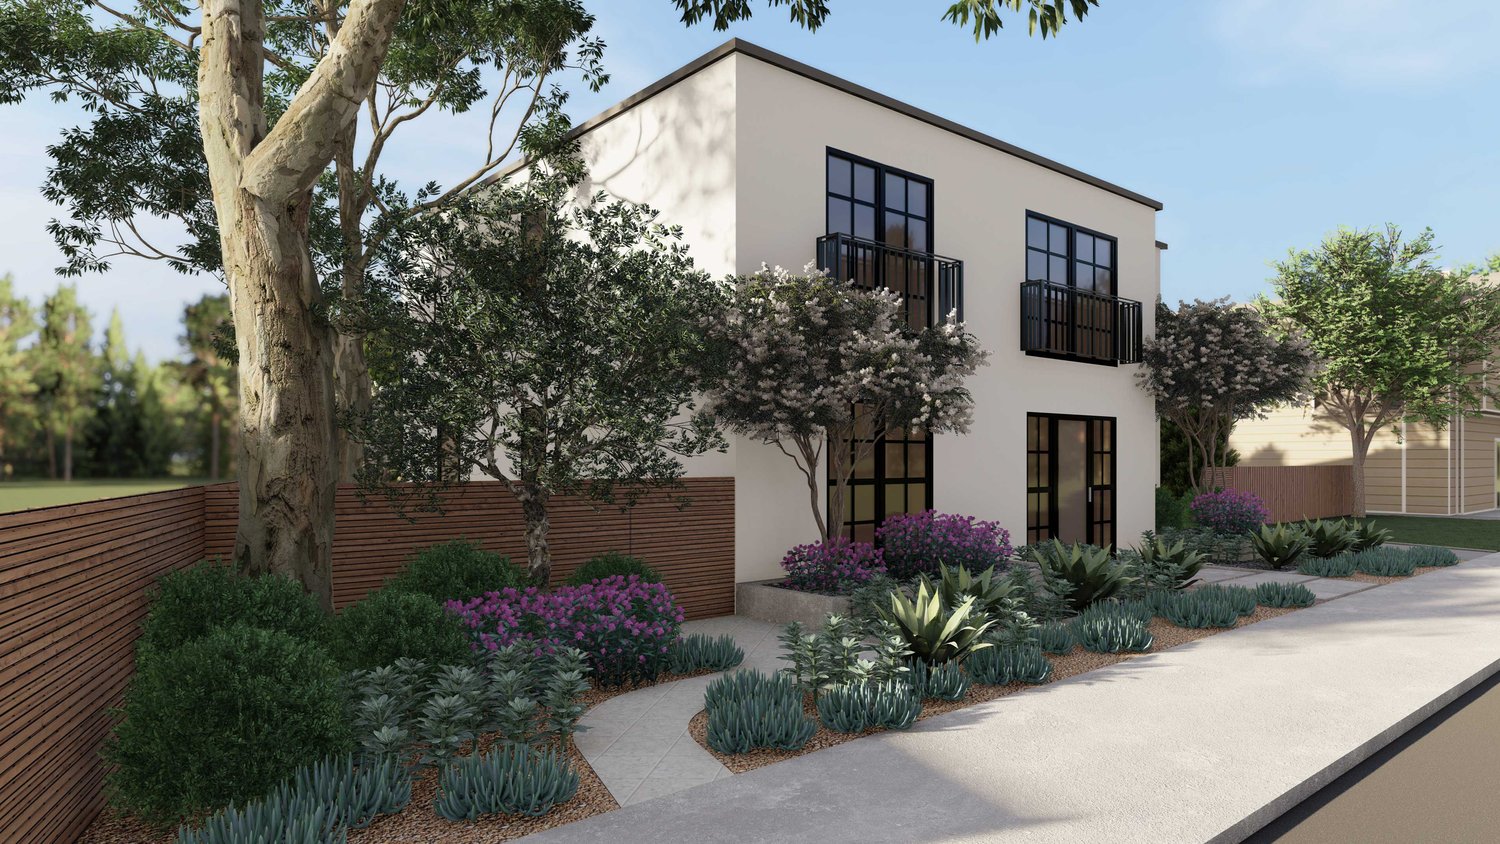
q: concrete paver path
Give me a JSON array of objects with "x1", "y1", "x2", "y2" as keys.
[{"x1": 531, "y1": 554, "x2": 1500, "y2": 843}]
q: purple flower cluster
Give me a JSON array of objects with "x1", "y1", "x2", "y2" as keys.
[
  {"x1": 1190, "y1": 489, "x2": 1269, "y2": 536},
  {"x1": 779, "y1": 538, "x2": 886, "y2": 594},
  {"x1": 446, "y1": 575, "x2": 684, "y2": 686},
  {"x1": 875, "y1": 510, "x2": 1013, "y2": 580}
]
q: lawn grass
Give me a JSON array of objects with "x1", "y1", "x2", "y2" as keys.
[
  {"x1": 1370, "y1": 515, "x2": 1500, "y2": 552},
  {"x1": 0, "y1": 478, "x2": 206, "y2": 514}
]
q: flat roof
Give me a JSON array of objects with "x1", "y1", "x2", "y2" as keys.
[{"x1": 489, "y1": 38, "x2": 1163, "y2": 211}]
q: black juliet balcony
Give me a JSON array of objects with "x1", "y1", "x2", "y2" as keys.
[
  {"x1": 816, "y1": 232, "x2": 964, "y2": 327},
  {"x1": 1020, "y1": 279, "x2": 1143, "y2": 365}
]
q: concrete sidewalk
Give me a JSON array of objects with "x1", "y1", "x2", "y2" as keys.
[{"x1": 524, "y1": 553, "x2": 1500, "y2": 844}]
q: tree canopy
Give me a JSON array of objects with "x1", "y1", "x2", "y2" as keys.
[{"x1": 673, "y1": 0, "x2": 1101, "y2": 40}]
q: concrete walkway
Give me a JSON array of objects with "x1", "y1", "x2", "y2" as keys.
[{"x1": 528, "y1": 553, "x2": 1500, "y2": 843}]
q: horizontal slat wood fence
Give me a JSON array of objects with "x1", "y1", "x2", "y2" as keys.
[
  {"x1": 0, "y1": 479, "x2": 733, "y2": 843},
  {"x1": 1203, "y1": 466, "x2": 1353, "y2": 522}
]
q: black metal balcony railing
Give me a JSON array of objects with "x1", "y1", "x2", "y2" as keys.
[
  {"x1": 1020, "y1": 279, "x2": 1143, "y2": 364},
  {"x1": 816, "y1": 232, "x2": 964, "y2": 326}
]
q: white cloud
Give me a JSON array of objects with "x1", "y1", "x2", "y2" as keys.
[{"x1": 1210, "y1": 0, "x2": 1500, "y2": 87}]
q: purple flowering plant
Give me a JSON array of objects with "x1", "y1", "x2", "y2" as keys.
[
  {"x1": 1190, "y1": 489, "x2": 1269, "y2": 536},
  {"x1": 447, "y1": 574, "x2": 684, "y2": 687},
  {"x1": 874, "y1": 510, "x2": 1013, "y2": 580},
  {"x1": 779, "y1": 538, "x2": 886, "y2": 594}
]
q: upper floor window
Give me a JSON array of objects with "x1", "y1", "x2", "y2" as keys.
[
  {"x1": 1026, "y1": 213, "x2": 1115, "y2": 295},
  {"x1": 826, "y1": 151, "x2": 931, "y2": 252}
]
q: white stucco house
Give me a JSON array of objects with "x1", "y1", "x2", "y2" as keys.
[{"x1": 504, "y1": 39, "x2": 1164, "y2": 584}]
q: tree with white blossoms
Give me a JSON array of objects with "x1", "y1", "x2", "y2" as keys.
[
  {"x1": 703, "y1": 264, "x2": 988, "y2": 540},
  {"x1": 1136, "y1": 298, "x2": 1315, "y2": 492}
]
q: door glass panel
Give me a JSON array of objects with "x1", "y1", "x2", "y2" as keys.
[
  {"x1": 1056, "y1": 420, "x2": 1088, "y2": 544},
  {"x1": 885, "y1": 443, "x2": 906, "y2": 477},
  {"x1": 854, "y1": 485, "x2": 874, "y2": 522}
]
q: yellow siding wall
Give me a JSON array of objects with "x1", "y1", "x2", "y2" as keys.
[
  {"x1": 1460, "y1": 414, "x2": 1500, "y2": 513},
  {"x1": 1232, "y1": 405, "x2": 1352, "y2": 467}
]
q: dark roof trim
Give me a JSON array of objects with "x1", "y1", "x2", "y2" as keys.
[
  {"x1": 488, "y1": 39, "x2": 1164, "y2": 211},
  {"x1": 1155, "y1": 240, "x2": 1169, "y2": 250}
]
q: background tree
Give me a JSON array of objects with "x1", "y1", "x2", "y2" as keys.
[
  {"x1": 1136, "y1": 298, "x2": 1313, "y2": 493},
  {"x1": 1158, "y1": 418, "x2": 1237, "y2": 498},
  {"x1": 702, "y1": 265, "x2": 988, "y2": 540},
  {"x1": 354, "y1": 169, "x2": 726, "y2": 584},
  {"x1": 33, "y1": 284, "x2": 98, "y2": 482},
  {"x1": 1266, "y1": 226, "x2": 1500, "y2": 517},
  {"x1": 180, "y1": 294, "x2": 238, "y2": 481},
  {"x1": 0, "y1": 275, "x2": 38, "y2": 477},
  {"x1": 673, "y1": 0, "x2": 1100, "y2": 39}
]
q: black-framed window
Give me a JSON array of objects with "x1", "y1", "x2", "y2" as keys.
[
  {"x1": 1025, "y1": 213, "x2": 1115, "y2": 295},
  {"x1": 1026, "y1": 413, "x2": 1115, "y2": 547}
]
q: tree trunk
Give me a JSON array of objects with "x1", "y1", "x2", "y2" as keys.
[
  {"x1": 46, "y1": 428, "x2": 56, "y2": 480},
  {"x1": 1349, "y1": 426, "x2": 1369, "y2": 518},
  {"x1": 333, "y1": 130, "x2": 373, "y2": 483},
  {"x1": 62, "y1": 426, "x2": 73, "y2": 482},
  {"x1": 515, "y1": 484, "x2": 552, "y2": 584},
  {"x1": 209, "y1": 410, "x2": 222, "y2": 481},
  {"x1": 333, "y1": 331, "x2": 370, "y2": 480}
]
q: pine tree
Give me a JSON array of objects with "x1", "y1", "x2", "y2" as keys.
[
  {"x1": 34, "y1": 285, "x2": 98, "y2": 482},
  {"x1": 181, "y1": 294, "x2": 237, "y2": 481},
  {"x1": 0, "y1": 275, "x2": 38, "y2": 478}
]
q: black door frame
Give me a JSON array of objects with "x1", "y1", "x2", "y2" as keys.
[{"x1": 1026, "y1": 412, "x2": 1117, "y2": 547}]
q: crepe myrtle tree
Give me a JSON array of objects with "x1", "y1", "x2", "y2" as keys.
[
  {"x1": 1265, "y1": 226, "x2": 1500, "y2": 517},
  {"x1": 1137, "y1": 298, "x2": 1315, "y2": 492},
  {"x1": 352, "y1": 168, "x2": 727, "y2": 584},
  {"x1": 703, "y1": 265, "x2": 987, "y2": 540}
]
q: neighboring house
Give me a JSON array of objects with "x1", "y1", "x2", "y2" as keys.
[{"x1": 509, "y1": 39, "x2": 1163, "y2": 581}]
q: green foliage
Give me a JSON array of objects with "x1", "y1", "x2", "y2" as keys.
[
  {"x1": 1302, "y1": 519, "x2": 1356, "y2": 558},
  {"x1": 878, "y1": 580, "x2": 995, "y2": 664},
  {"x1": 1071, "y1": 604, "x2": 1153, "y2": 653},
  {"x1": 1249, "y1": 524, "x2": 1310, "y2": 570},
  {"x1": 540, "y1": 649, "x2": 592, "y2": 744},
  {"x1": 674, "y1": 0, "x2": 1103, "y2": 41},
  {"x1": 1353, "y1": 547, "x2": 1419, "y2": 577},
  {"x1": 1406, "y1": 545, "x2": 1460, "y2": 567},
  {"x1": 1130, "y1": 532, "x2": 1207, "y2": 590},
  {"x1": 930, "y1": 562, "x2": 1019, "y2": 618},
  {"x1": 848, "y1": 573, "x2": 907, "y2": 632},
  {"x1": 1025, "y1": 539, "x2": 1136, "y2": 610},
  {"x1": 1297, "y1": 552, "x2": 1358, "y2": 577},
  {"x1": 912, "y1": 659, "x2": 970, "y2": 701},
  {"x1": 137, "y1": 561, "x2": 328, "y2": 663},
  {"x1": 1162, "y1": 590, "x2": 1242, "y2": 629},
  {"x1": 433, "y1": 745, "x2": 579, "y2": 821},
  {"x1": 1349, "y1": 521, "x2": 1393, "y2": 552},
  {"x1": 864, "y1": 619, "x2": 914, "y2": 685},
  {"x1": 704, "y1": 670, "x2": 817, "y2": 754},
  {"x1": 385, "y1": 540, "x2": 522, "y2": 602},
  {"x1": 1103, "y1": 597, "x2": 1156, "y2": 625},
  {"x1": 777, "y1": 615, "x2": 880, "y2": 699},
  {"x1": 566, "y1": 551, "x2": 663, "y2": 585},
  {"x1": 106, "y1": 625, "x2": 350, "y2": 824},
  {"x1": 1253, "y1": 582, "x2": 1316, "y2": 608},
  {"x1": 815, "y1": 680, "x2": 923, "y2": 733},
  {"x1": 965, "y1": 644, "x2": 1053, "y2": 685},
  {"x1": 1034, "y1": 621, "x2": 1076, "y2": 655},
  {"x1": 1193, "y1": 584, "x2": 1257, "y2": 617},
  {"x1": 668, "y1": 633, "x2": 745, "y2": 674},
  {"x1": 1155, "y1": 485, "x2": 1193, "y2": 530},
  {"x1": 0, "y1": 275, "x2": 39, "y2": 466},
  {"x1": 329, "y1": 589, "x2": 472, "y2": 672},
  {"x1": 1005, "y1": 564, "x2": 1074, "y2": 623}
]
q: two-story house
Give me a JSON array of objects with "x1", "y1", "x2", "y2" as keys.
[{"x1": 509, "y1": 39, "x2": 1164, "y2": 583}]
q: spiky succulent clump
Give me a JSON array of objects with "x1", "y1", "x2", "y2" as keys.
[
  {"x1": 1130, "y1": 534, "x2": 1207, "y2": 590},
  {"x1": 1405, "y1": 545, "x2": 1460, "y2": 567},
  {"x1": 1249, "y1": 524, "x2": 1310, "y2": 570},
  {"x1": 1034, "y1": 621, "x2": 1076, "y2": 655},
  {"x1": 1297, "y1": 552, "x2": 1358, "y2": 577},
  {"x1": 1025, "y1": 539, "x2": 1136, "y2": 610},
  {"x1": 1103, "y1": 598, "x2": 1155, "y2": 625},
  {"x1": 878, "y1": 582, "x2": 994, "y2": 664},
  {"x1": 668, "y1": 633, "x2": 745, "y2": 674},
  {"x1": 815, "y1": 680, "x2": 922, "y2": 733},
  {"x1": 1141, "y1": 589, "x2": 1177, "y2": 618},
  {"x1": 1349, "y1": 521, "x2": 1393, "y2": 552},
  {"x1": 433, "y1": 745, "x2": 578, "y2": 820},
  {"x1": 704, "y1": 670, "x2": 817, "y2": 754},
  {"x1": 965, "y1": 644, "x2": 1052, "y2": 686},
  {"x1": 1071, "y1": 604, "x2": 1153, "y2": 653},
  {"x1": 1162, "y1": 590, "x2": 1241, "y2": 629},
  {"x1": 1253, "y1": 581, "x2": 1316, "y2": 608},
  {"x1": 1193, "y1": 584, "x2": 1257, "y2": 617},
  {"x1": 1301, "y1": 519, "x2": 1356, "y2": 559},
  {"x1": 1353, "y1": 547, "x2": 1419, "y2": 577},
  {"x1": 918, "y1": 659, "x2": 970, "y2": 701}
]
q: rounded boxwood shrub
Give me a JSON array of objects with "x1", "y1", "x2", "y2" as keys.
[
  {"x1": 566, "y1": 551, "x2": 662, "y2": 586},
  {"x1": 329, "y1": 588, "x2": 472, "y2": 671},
  {"x1": 137, "y1": 561, "x2": 327, "y2": 662},
  {"x1": 105, "y1": 624, "x2": 349, "y2": 824},
  {"x1": 385, "y1": 539, "x2": 523, "y2": 602}
]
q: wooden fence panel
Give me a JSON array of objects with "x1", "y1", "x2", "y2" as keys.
[
  {"x1": 0, "y1": 487, "x2": 207, "y2": 844},
  {"x1": 1205, "y1": 466, "x2": 1353, "y2": 523}
]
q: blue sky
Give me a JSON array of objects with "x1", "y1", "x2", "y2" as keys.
[{"x1": 3, "y1": 0, "x2": 1498, "y2": 361}]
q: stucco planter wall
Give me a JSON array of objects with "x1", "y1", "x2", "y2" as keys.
[{"x1": 735, "y1": 579, "x2": 850, "y2": 628}]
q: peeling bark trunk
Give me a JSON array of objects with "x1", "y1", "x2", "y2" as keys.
[
  {"x1": 333, "y1": 130, "x2": 372, "y2": 482},
  {"x1": 515, "y1": 484, "x2": 552, "y2": 584}
]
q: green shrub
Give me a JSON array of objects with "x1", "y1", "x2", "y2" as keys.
[
  {"x1": 815, "y1": 680, "x2": 922, "y2": 733},
  {"x1": 1406, "y1": 545, "x2": 1460, "y2": 567},
  {"x1": 1354, "y1": 547, "x2": 1419, "y2": 577},
  {"x1": 565, "y1": 551, "x2": 661, "y2": 586},
  {"x1": 329, "y1": 589, "x2": 472, "y2": 671},
  {"x1": 878, "y1": 580, "x2": 994, "y2": 664},
  {"x1": 1072, "y1": 604, "x2": 1153, "y2": 653},
  {"x1": 1162, "y1": 591, "x2": 1241, "y2": 629},
  {"x1": 1130, "y1": 533, "x2": 1206, "y2": 590},
  {"x1": 433, "y1": 745, "x2": 578, "y2": 820},
  {"x1": 1155, "y1": 486, "x2": 1193, "y2": 531},
  {"x1": 668, "y1": 633, "x2": 745, "y2": 674},
  {"x1": 930, "y1": 563, "x2": 1019, "y2": 618},
  {"x1": 848, "y1": 573, "x2": 907, "y2": 632},
  {"x1": 704, "y1": 670, "x2": 816, "y2": 754},
  {"x1": 386, "y1": 540, "x2": 522, "y2": 602},
  {"x1": 1302, "y1": 519, "x2": 1356, "y2": 558},
  {"x1": 1297, "y1": 552, "x2": 1358, "y2": 577},
  {"x1": 1254, "y1": 581, "x2": 1316, "y2": 608},
  {"x1": 138, "y1": 561, "x2": 327, "y2": 662},
  {"x1": 107, "y1": 624, "x2": 350, "y2": 824},
  {"x1": 1034, "y1": 621, "x2": 1076, "y2": 655},
  {"x1": 778, "y1": 615, "x2": 881, "y2": 699},
  {"x1": 1249, "y1": 524, "x2": 1310, "y2": 570},
  {"x1": 1350, "y1": 521, "x2": 1393, "y2": 552},
  {"x1": 1025, "y1": 540, "x2": 1136, "y2": 610},
  {"x1": 1193, "y1": 584, "x2": 1257, "y2": 617},
  {"x1": 965, "y1": 644, "x2": 1052, "y2": 685}
]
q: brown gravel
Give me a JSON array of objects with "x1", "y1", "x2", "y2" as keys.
[
  {"x1": 1350, "y1": 565, "x2": 1447, "y2": 586},
  {"x1": 690, "y1": 604, "x2": 1299, "y2": 774}
]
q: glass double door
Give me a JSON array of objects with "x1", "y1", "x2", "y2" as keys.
[{"x1": 1026, "y1": 413, "x2": 1115, "y2": 547}]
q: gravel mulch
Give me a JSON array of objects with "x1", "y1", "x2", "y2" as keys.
[
  {"x1": 1349, "y1": 565, "x2": 1446, "y2": 586},
  {"x1": 690, "y1": 605, "x2": 1297, "y2": 774}
]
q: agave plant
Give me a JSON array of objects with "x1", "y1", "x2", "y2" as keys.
[
  {"x1": 1131, "y1": 534, "x2": 1207, "y2": 590},
  {"x1": 1301, "y1": 519, "x2": 1355, "y2": 559},
  {"x1": 1025, "y1": 540, "x2": 1136, "y2": 611},
  {"x1": 1349, "y1": 520, "x2": 1394, "y2": 552},
  {"x1": 929, "y1": 563, "x2": 1019, "y2": 617},
  {"x1": 1249, "y1": 524, "x2": 1310, "y2": 570},
  {"x1": 878, "y1": 580, "x2": 994, "y2": 664}
]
